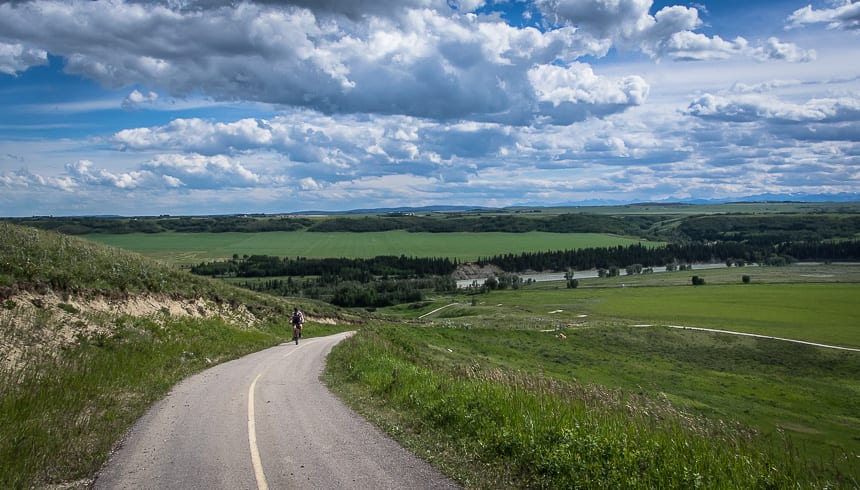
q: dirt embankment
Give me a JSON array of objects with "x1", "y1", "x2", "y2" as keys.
[{"x1": 0, "y1": 289, "x2": 260, "y2": 373}]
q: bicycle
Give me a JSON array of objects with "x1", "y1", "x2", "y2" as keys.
[{"x1": 292, "y1": 323, "x2": 301, "y2": 345}]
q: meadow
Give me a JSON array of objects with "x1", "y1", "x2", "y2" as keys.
[
  {"x1": 324, "y1": 265, "x2": 860, "y2": 486},
  {"x1": 83, "y1": 230, "x2": 656, "y2": 264},
  {"x1": 326, "y1": 322, "x2": 860, "y2": 488}
]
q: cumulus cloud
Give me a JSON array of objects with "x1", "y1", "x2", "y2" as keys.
[
  {"x1": 141, "y1": 154, "x2": 263, "y2": 188},
  {"x1": 0, "y1": 0, "x2": 810, "y2": 127},
  {"x1": 33, "y1": 155, "x2": 267, "y2": 192},
  {"x1": 114, "y1": 118, "x2": 276, "y2": 154},
  {"x1": 2, "y1": 0, "x2": 857, "y2": 213},
  {"x1": 0, "y1": 0, "x2": 606, "y2": 124},
  {"x1": 65, "y1": 159, "x2": 161, "y2": 189},
  {"x1": 528, "y1": 63, "x2": 648, "y2": 123},
  {"x1": 0, "y1": 167, "x2": 76, "y2": 191},
  {"x1": 111, "y1": 113, "x2": 517, "y2": 174},
  {"x1": 0, "y1": 42, "x2": 47, "y2": 75},
  {"x1": 536, "y1": 0, "x2": 813, "y2": 62},
  {"x1": 787, "y1": 1, "x2": 860, "y2": 31},
  {"x1": 687, "y1": 92, "x2": 860, "y2": 126},
  {"x1": 121, "y1": 89, "x2": 159, "y2": 110},
  {"x1": 652, "y1": 33, "x2": 816, "y2": 62}
]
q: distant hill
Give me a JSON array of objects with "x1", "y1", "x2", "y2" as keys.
[{"x1": 291, "y1": 205, "x2": 495, "y2": 215}]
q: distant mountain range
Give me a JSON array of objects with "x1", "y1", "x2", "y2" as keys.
[
  {"x1": 291, "y1": 193, "x2": 860, "y2": 215},
  {"x1": 27, "y1": 193, "x2": 860, "y2": 218}
]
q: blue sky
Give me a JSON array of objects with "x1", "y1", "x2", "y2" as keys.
[{"x1": 1, "y1": 0, "x2": 858, "y2": 216}]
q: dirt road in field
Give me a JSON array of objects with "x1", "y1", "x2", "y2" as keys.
[
  {"x1": 94, "y1": 332, "x2": 459, "y2": 489},
  {"x1": 661, "y1": 325, "x2": 860, "y2": 352}
]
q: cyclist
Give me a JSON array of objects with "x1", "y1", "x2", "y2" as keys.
[{"x1": 291, "y1": 307, "x2": 305, "y2": 342}]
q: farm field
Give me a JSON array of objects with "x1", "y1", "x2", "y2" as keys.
[
  {"x1": 83, "y1": 230, "x2": 656, "y2": 264},
  {"x1": 411, "y1": 265, "x2": 860, "y2": 348}
]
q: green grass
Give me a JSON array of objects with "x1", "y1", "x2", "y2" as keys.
[
  {"x1": 582, "y1": 283, "x2": 859, "y2": 346},
  {"x1": 0, "y1": 313, "x2": 349, "y2": 489},
  {"x1": 327, "y1": 327, "x2": 855, "y2": 488},
  {"x1": 339, "y1": 271, "x2": 860, "y2": 486},
  {"x1": 0, "y1": 223, "x2": 355, "y2": 488},
  {"x1": 6, "y1": 221, "x2": 860, "y2": 488},
  {"x1": 0, "y1": 316, "x2": 281, "y2": 488},
  {"x1": 446, "y1": 282, "x2": 859, "y2": 348},
  {"x1": 406, "y1": 265, "x2": 860, "y2": 348},
  {"x1": 83, "y1": 230, "x2": 656, "y2": 264}
]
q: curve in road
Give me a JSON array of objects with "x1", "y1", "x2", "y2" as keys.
[{"x1": 95, "y1": 332, "x2": 459, "y2": 489}]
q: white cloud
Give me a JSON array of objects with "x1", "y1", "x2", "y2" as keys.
[
  {"x1": 2, "y1": 0, "x2": 607, "y2": 124},
  {"x1": 122, "y1": 89, "x2": 159, "y2": 110},
  {"x1": 1, "y1": 1, "x2": 859, "y2": 215},
  {"x1": 65, "y1": 159, "x2": 159, "y2": 189},
  {"x1": 0, "y1": 0, "x2": 811, "y2": 127},
  {"x1": 0, "y1": 167, "x2": 76, "y2": 192},
  {"x1": 0, "y1": 42, "x2": 47, "y2": 75},
  {"x1": 141, "y1": 153, "x2": 262, "y2": 188},
  {"x1": 787, "y1": 1, "x2": 860, "y2": 31},
  {"x1": 687, "y1": 92, "x2": 860, "y2": 126},
  {"x1": 528, "y1": 63, "x2": 648, "y2": 123},
  {"x1": 536, "y1": 0, "x2": 813, "y2": 63}
]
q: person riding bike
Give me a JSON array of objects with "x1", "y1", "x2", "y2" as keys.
[{"x1": 291, "y1": 307, "x2": 305, "y2": 343}]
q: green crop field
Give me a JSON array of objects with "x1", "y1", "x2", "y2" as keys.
[
  {"x1": 436, "y1": 282, "x2": 859, "y2": 348},
  {"x1": 84, "y1": 230, "x2": 656, "y2": 264}
]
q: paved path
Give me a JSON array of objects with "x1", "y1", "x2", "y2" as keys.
[{"x1": 95, "y1": 332, "x2": 459, "y2": 489}]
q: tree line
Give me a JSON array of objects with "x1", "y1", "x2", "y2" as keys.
[
  {"x1": 4, "y1": 213, "x2": 664, "y2": 238},
  {"x1": 9, "y1": 212, "x2": 860, "y2": 244},
  {"x1": 677, "y1": 214, "x2": 860, "y2": 244},
  {"x1": 3, "y1": 216, "x2": 313, "y2": 234},
  {"x1": 478, "y1": 240, "x2": 860, "y2": 272},
  {"x1": 304, "y1": 214, "x2": 659, "y2": 236},
  {"x1": 190, "y1": 254, "x2": 458, "y2": 278}
]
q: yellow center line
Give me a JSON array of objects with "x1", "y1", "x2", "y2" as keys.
[
  {"x1": 247, "y1": 373, "x2": 268, "y2": 490},
  {"x1": 247, "y1": 341, "x2": 314, "y2": 490}
]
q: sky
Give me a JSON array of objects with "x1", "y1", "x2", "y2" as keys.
[{"x1": 0, "y1": 0, "x2": 859, "y2": 216}]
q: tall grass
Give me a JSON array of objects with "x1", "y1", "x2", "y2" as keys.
[
  {"x1": 0, "y1": 315, "x2": 288, "y2": 488},
  {"x1": 327, "y1": 329, "x2": 852, "y2": 489}
]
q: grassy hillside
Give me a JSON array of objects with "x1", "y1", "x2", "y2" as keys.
[
  {"x1": 0, "y1": 223, "x2": 352, "y2": 489},
  {"x1": 328, "y1": 334, "x2": 858, "y2": 488},
  {"x1": 326, "y1": 268, "x2": 860, "y2": 488}
]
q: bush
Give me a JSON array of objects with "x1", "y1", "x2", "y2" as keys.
[
  {"x1": 691, "y1": 276, "x2": 706, "y2": 286},
  {"x1": 742, "y1": 275, "x2": 751, "y2": 284}
]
